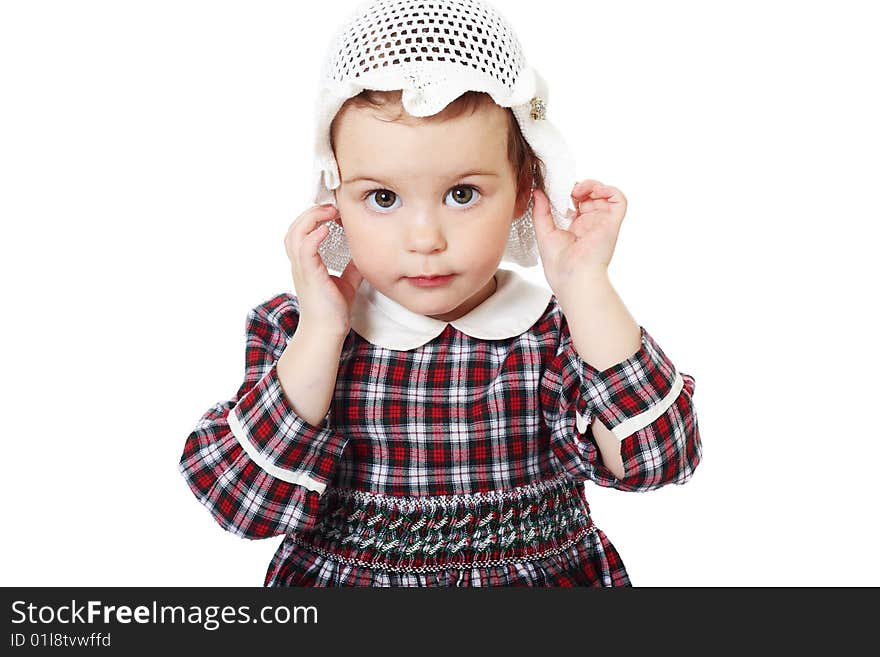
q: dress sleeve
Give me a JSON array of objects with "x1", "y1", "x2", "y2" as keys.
[
  {"x1": 542, "y1": 313, "x2": 702, "y2": 492},
  {"x1": 178, "y1": 300, "x2": 349, "y2": 539}
]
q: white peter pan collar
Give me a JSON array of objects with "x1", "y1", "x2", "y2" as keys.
[{"x1": 349, "y1": 268, "x2": 553, "y2": 351}]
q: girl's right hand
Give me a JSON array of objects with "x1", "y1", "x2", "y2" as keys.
[{"x1": 284, "y1": 203, "x2": 363, "y2": 337}]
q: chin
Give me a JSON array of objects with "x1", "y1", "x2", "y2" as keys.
[
  {"x1": 406, "y1": 293, "x2": 458, "y2": 312},
  {"x1": 407, "y1": 294, "x2": 453, "y2": 309}
]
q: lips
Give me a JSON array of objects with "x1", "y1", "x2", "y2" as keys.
[{"x1": 405, "y1": 274, "x2": 455, "y2": 287}]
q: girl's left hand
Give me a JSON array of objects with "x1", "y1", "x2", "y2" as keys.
[{"x1": 532, "y1": 179, "x2": 627, "y2": 295}]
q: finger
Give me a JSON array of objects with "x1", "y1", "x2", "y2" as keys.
[
  {"x1": 286, "y1": 206, "x2": 337, "y2": 259},
  {"x1": 299, "y1": 223, "x2": 331, "y2": 275},
  {"x1": 578, "y1": 198, "x2": 613, "y2": 216},
  {"x1": 571, "y1": 179, "x2": 604, "y2": 205},
  {"x1": 589, "y1": 183, "x2": 613, "y2": 198},
  {"x1": 289, "y1": 203, "x2": 335, "y2": 232},
  {"x1": 577, "y1": 199, "x2": 596, "y2": 215},
  {"x1": 531, "y1": 188, "x2": 555, "y2": 241},
  {"x1": 291, "y1": 204, "x2": 338, "y2": 244},
  {"x1": 577, "y1": 182, "x2": 621, "y2": 212}
]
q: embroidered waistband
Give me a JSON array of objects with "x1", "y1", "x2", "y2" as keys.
[{"x1": 292, "y1": 474, "x2": 595, "y2": 573}]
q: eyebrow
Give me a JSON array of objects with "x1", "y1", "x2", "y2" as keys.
[{"x1": 341, "y1": 170, "x2": 500, "y2": 185}]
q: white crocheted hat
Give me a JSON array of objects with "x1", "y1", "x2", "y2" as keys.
[{"x1": 311, "y1": 0, "x2": 577, "y2": 273}]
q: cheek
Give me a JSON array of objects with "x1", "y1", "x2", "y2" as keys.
[
  {"x1": 337, "y1": 216, "x2": 391, "y2": 264},
  {"x1": 479, "y1": 203, "x2": 517, "y2": 241},
  {"x1": 334, "y1": 201, "x2": 362, "y2": 237},
  {"x1": 453, "y1": 222, "x2": 509, "y2": 260}
]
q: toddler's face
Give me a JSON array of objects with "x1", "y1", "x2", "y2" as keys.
[{"x1": 331, "y1": 97, "x2": 525, "y2": 322}]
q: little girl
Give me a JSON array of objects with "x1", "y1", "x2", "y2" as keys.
[{"x1": 179, "y1": 0, "x2": 701, "y2": 587}]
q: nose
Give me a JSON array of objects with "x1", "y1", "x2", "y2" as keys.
[{"x1": 405, "y1": 208, "x2": 447, "y2": 255}]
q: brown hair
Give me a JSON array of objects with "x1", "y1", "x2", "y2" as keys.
[{"x1": 329, "y1": 90, "x2": 545, "y2": 214}]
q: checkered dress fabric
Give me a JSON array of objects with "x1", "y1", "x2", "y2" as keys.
[{"x1": 179, "y1": 291, "x2": 701, "y2": 586}]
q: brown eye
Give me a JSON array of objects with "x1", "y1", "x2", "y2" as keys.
[
  {"x1": 367, "y1": 189, "x2": 398, "y2": 210},
  {"x1": 446, "y1": 185, "x2": 480, "y2": 208},
  {"x1": 453, "y1": 187, "x2": 472, "y2": 203}
]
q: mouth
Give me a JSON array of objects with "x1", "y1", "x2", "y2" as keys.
[{"x1": 404, "y1": 274, "x2": 456, "y2": 287}]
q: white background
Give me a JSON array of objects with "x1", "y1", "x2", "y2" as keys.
[{"x1": 2, "y1": 0, "x2": 877, "y2": 587}]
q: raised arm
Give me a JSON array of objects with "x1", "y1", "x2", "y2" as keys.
[
  {"x1": 178, "y1": 297, "x2": 349, "y2": 539},
  {"x1": 542, "y1": 294, "x2": 702, "y2": 492}
]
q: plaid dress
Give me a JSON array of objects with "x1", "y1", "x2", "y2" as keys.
[{"x1": 179, "y1": 268, "x2": 701, "y2": 586}]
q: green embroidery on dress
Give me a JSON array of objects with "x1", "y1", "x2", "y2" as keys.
[{"x1": 308, "y1": 474, "x2": 592, "y2": 566}]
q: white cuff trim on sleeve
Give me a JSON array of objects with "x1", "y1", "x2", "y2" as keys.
[
  {"x1": 575, "y1": 408, "x2": 590, "y2": 434},
  {"x1": 227, "y1": 407, "x2": 327, "y2": 494},
  {"x1": 575, "y1": 370, "x2": 684, "y2": 441}
]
